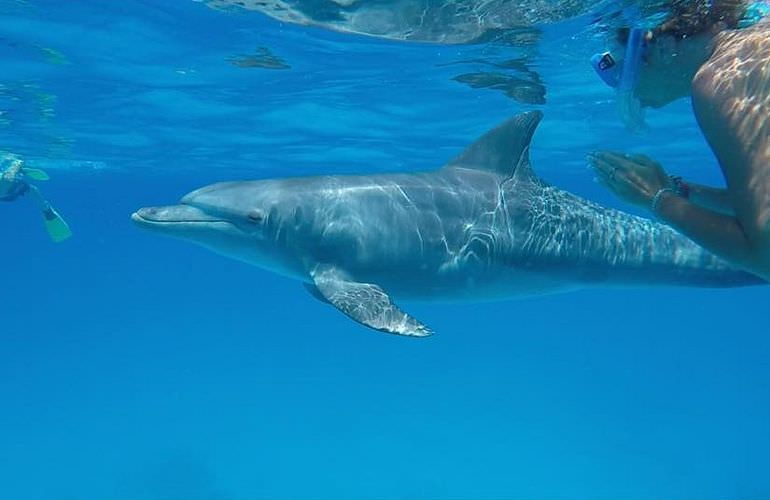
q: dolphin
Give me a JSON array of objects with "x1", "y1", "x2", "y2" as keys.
[{"x1": 132, "y1": 112, "x2": 764, "y2": 337}]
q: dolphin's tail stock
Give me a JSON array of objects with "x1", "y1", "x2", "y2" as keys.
[{"x1": 562, "y1": 200, "x2": 767, "y2": 289}]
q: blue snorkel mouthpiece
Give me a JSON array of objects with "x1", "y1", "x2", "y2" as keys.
[{"x1": 591, "y1": 27, "x2": 649, "y2": 132}]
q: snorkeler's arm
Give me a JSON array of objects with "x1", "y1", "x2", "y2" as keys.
[
  {"x1": 655, "y1": 191, "x2": 753, "y2": 266},
  {"x1": 686, "y1": 182, "x2": 734, "y2": 215}
]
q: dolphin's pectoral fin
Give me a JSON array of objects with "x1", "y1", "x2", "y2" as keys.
[{"x1": 310, "y1": 266, "x2": 432, "y2": 338}]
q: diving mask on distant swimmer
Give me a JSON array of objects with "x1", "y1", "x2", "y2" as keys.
[{"x1": 590, "y1": 27, "x2": 648, "y2": 132}]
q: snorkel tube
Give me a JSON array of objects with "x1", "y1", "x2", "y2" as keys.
[
  {"x1": 616, "y1": 28, "x2": 647, "y2": 132},
  {"x1": 590, "y1": 27, "x2": 648, "y2": 131}
]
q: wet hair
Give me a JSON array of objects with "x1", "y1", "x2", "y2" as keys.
[{"x1": 617, "y1": 0, "x2": 749, "y2": 43}]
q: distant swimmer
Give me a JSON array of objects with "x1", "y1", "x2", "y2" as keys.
[
  {"x1": 587, "y1": 0, "x2": 770, "y2": 281},
  {"x1": 0, "y1": 153, "x2": 72, "y2": 242}
]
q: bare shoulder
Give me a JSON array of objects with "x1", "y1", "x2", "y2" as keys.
[
  {"x1": 693, "y1": 20, "x2": 770, "y2": 97},
  {"x1": 692, "y1": 20, "x2": 770, "y2": 144},
  {"x1": 691, "y1": 20, "x2": 770, "y2": 262}
]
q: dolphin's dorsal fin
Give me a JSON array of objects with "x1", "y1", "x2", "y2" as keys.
[{"x1": 445, "y1": 111, "x2": 543, "y2": 178}]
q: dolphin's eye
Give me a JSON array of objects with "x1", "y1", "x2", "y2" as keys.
[{"x1": 247, "y1": 210, "x2": 264, "y2": 223}]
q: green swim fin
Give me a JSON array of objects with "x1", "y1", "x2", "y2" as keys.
[
  {"x1": 23, "y1": 167, "x2": 50, "y2": 181},
  {"x1": 42, "y1": 206, "x2": 72, "y2": 242}
]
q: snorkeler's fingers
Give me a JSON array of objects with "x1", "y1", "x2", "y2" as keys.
[
  {"x1": 591, "y1": 160, "x2": 630, "y2": 195},
  {"x1": 589, "y1": 153, "x2": 656, "y2": 208},
  {"x1": 629, "y1": 154, "x2": 665, "y2": 173},
  {"x1": 589, "y1": 151, "x2": 645, "y2": 176},
  {"x1": 591, "y1": 150, "x2": 631, "y2": 162},
  {"x1": 588, "y1": 156, "x2": 636, "y2": 190},
  {"x1": 587, "y1": 152, "x2": 621, "y2": 176},
  {"x1": 588, "y1": 151, "x2": 626, "y2": 164},
  {"x1": 593, "y1": 168, "x2": 615, "y2": 189},
  {"x1": 628, "y1": 153, "x2": 651, "y2": 163},
  {"x1": 588, "y1": 156, "x2": 614, "y2": 183},
  {"x1": 599, "y1": 151, "x2": 660, "y2": 173}
]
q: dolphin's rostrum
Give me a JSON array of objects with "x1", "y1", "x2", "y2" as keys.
[{"x1": 132, "y1": 112, "x2": 764, "y2": 336}]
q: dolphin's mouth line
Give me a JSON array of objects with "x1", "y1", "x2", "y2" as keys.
[
  {"x1": 133, "y1": 214, "x2": 227, "y2": 224},
  {"x1": 131, "y1": 211, "x2": 231, "y2": 226}
]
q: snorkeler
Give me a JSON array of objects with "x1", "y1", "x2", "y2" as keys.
[
  {"x1": 0, "y1": 153, "x2": 72, "y2": 242},
  {"x1": 586, "y1": 0, "x2": 770, "y2": 281}
]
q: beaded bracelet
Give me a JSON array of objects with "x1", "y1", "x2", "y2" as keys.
[{"x1": 651, "y1": 188, "x2": 676, "y2": 213}]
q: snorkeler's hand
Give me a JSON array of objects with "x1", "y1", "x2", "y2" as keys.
[{"x1": 588, "y1": 151, "x2": 672, "y2": 210}]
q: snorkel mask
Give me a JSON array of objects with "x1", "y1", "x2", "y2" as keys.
[{"x1": 591, "y1": 27, "x2": 648, "y2": 132}]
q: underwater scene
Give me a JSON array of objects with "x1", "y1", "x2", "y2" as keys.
[{"x1": 2, "y1": 0, "x2": 770, "y2": 498}]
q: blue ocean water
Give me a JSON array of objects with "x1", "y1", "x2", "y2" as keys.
[{"x1": 1, "y1": 1, "x2": 769, "y2": 499}]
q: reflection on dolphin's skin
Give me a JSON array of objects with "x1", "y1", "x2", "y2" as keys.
[
  {"x1": 227, "y1": 47, "x2": 290, "y2": 69},
  {"x1": 133, "y1": 112, "x2": 765, "y2": 337},
  {"x1": 204, "y1": 0, "x2": 593, "y2": 43}
]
